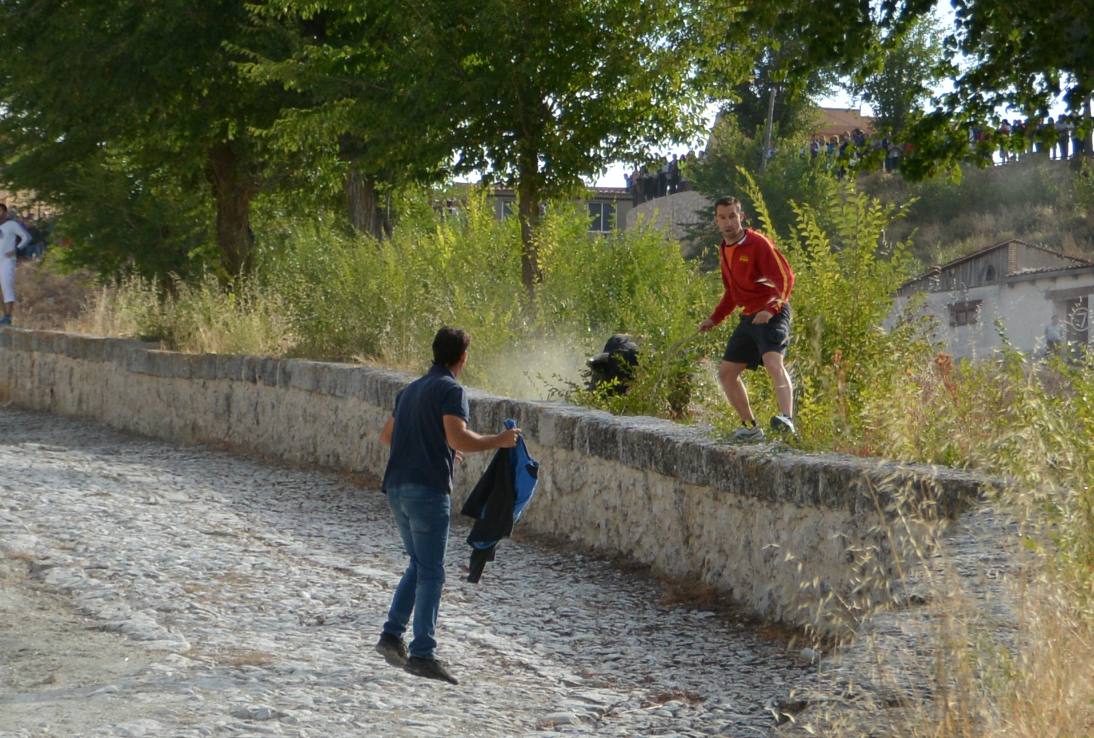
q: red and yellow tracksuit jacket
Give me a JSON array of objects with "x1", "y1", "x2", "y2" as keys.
[{"x1": 709, "y1": 229, "x2": 795, "y2": 325}]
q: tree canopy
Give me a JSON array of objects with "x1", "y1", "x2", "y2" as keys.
[
  {"x1": 0, "y1": 0, "x2": 298, "y2": 278},
  {"x1": 0, "y1": 0, "x2": 1089, "y2": 285}
]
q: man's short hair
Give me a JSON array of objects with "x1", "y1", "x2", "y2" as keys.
[
  {"x1": 433, "y1": 327, "x2": 470, "y2": 366},
  {"x1": 714, "y1": 196, "x2": 741, "y2": 211}
]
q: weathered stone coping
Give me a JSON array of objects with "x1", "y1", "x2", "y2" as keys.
[{"x1": 0, "y1": 329, "x2": 991, "y2": 633}]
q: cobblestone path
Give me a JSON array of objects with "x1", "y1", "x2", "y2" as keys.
[{"x1": 0, "y1": 407, "x2": 809, "y2": 737}]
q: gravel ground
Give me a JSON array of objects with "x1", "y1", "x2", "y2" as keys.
[{"x1": 0, "y1": 406, "x2": 813, "y2": 738}]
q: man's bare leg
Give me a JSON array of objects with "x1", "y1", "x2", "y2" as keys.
[
  {"x1": 761, "y1": 351, "x2": 793, "y2": 418},
  {"x1": 717, "y1": 360, "x2": 755, "y2": 423}
]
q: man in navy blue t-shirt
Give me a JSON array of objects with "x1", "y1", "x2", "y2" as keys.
[{"x1": 375, "y1": 327, "x2": 520, "y2": 684}]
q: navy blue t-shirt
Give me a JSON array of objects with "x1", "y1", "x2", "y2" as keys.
[{"x1": 382, "y1": 364, "x2": 470, "y2": 494}]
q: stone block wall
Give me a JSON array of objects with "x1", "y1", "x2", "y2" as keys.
[{"x1": 0, "y1": 330, "x2": 988, "y2": 635}]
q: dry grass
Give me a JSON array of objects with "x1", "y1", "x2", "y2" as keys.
[
  {"x1": 14, "y1": 260, "x2": 96, "y2": 330},
  {"x1": 901, "y1": 579, "x2": 1094, "y2": 738}
]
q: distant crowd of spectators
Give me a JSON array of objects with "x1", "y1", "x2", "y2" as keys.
[
  {"x1": 987, "y1": 115, "x2": 1087, "y2": 163},
  {"x1": 625, "y1": 151, "x2": 702, "y2": 205},
  {"x1": 806, "y1": 127, "x2": 904, "y2": 177},
  {"x1": 625, "y1": 113, "x2": 1090, "y2": 209}
]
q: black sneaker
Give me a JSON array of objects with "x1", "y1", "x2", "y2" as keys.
[
  {"x1": 770, "y1": 414, "x2": 797, "y2": 436},
  {"x1": 374, "y1": 633, "x2": 408, "y2": 667},
  {"x1": 404, "y1": 655, "x2": 459, "y2": 685}
]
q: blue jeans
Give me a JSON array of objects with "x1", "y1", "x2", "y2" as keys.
[{"x1": 382, "y1": 483, "x2": 451, "y2": 659}]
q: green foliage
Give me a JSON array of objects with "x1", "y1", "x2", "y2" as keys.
[
  {"x1": 734, "y1": 169, "x2": 928, "y2": 448},
  {"x1": 0, "y1": 0, "x2": 300, "y2": 278},
  {"x1": 1075, "y1": 158, "x2": 1094, "y2": 223},
  {"x1": 48, "y1": 149, "x2": 215, "y2": 282},
  {"x1": 687, "y1": 113, "x2": 836, "y2": 249},
  {"x1": 853, "y1": 13, "x2": 947, "y2": 138}
]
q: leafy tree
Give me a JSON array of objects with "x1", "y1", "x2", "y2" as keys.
[
  {"x1": 435, "y1": 0, "x2": 735, "y2": 292},
  {"x1": 901, "y1": 0, "x2": 1093, "y2": 178},
  {"x1": 238, "y1": 3, "x2": 459, "y2": 239},
  {"x1": 0, "y1": 0, "x2": 296, "y2": 279},
  {"x1": 853, "y1": 14, "x2": 947, "y2": 139},
  {"x1": 685, "y1": 112, "x2": 835, "y2": 259}
]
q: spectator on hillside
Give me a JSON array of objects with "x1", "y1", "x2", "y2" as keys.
[
  {"x1": 1055, "y1": 117, "x2": 1072, "y2": 161},
  {"x1": 998, "y1": 119, "x2": 1012, "y2": 162},
  {"x1": 1045, "y1": 315, "x2": 1064, "y2": 355},
  {"x1": 1035, "y1": 117, "x2": 1054, "y2": 155},
  {"x1": 1012, "y1": 118, "x2": 1028, "y2": 158},
  {"x1": 1071, "y1": 115, "x2": 1086, "y2": 158},
  {"x1": 0, "y1": 203, "x2": 32, "y2": 326},
  {"x1": 885, "y1": 139, "x2": 902, "y2": 173}
]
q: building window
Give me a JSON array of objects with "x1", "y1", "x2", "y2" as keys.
[
  {"x1": 949, "y1": 300, "x2": 982, "y2": 327},
  {"x1": 983, "y1": 265, "x2": 995, "y2": 283},
  {"x1": 498, "y1": 199, "x2": 514, "y2": 220},
  {"x1": 588, "y1": 201, "x2": 615, "y2": 233}
]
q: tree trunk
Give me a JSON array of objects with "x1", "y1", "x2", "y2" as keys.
[
  {"x1": 516, "y1": 151, "x2": 543, "y2": 294},
  {"x1": 346, "y1": 165, "x2": 391, "y2": 239},
  {"x1": 205, "y1": 141, "x2": 257, "y2": 279}
]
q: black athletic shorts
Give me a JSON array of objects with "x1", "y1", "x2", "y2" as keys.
[{"x1": 722, "y1": 304, "x2": 792, "y2": 370}]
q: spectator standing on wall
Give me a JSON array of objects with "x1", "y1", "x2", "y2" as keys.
[
  {"x1": 630, "y1": 168, "x2": 642, "y2": 206},
  {"x1": 656, "y1": 157, "x2": 669, "y2": 198},
  {"x1": 0, "y1": 203, "x2": 31, "y2": 326},
  {"x1": 698, "y1": 197, "x2": 796, "y2": 442},
  {"x1": 668, "y1": 154, "x2": 681, "y2": 194},
  {"x1": 375, "y1": 327, "x2": 521, "y2": 684},
  {"x1": 643, "y1": 162, "x2": 657, "y2": 202},
  {"x1": 679, "y1": 150, "x2": 696, "y2": 191}
]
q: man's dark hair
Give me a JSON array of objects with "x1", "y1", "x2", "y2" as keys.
[
  {"x1": 433, "y1": 327, "x2": 470, "y2": 366},
  {"x1": 713, "y1": 196, "x2": 741, "y2": 210}
]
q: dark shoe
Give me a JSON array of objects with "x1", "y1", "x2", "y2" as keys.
[
  {"x1": 404, "y1": 655, "x2": 459, "y2": 685},
  {"x1": 730, "y1": 421, "x2": 764, "y2": 442},
  {"x1": 374, "y1": 633, "x2": 408, "y2": 667}
]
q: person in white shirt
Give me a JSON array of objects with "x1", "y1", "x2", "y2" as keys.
[{"x1": 0, "y1": 204, "x2": 32, "y2": 325}]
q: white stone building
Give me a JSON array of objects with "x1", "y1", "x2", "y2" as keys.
[{"x1": 894, "y1": 239, "x2": 1094, "y2": 360}]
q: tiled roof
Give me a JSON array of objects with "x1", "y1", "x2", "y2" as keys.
[
  {"x1": 900, "y1": 239, "x2": 1094, "y2": 291},
  {"x1": 811, "y1": 108, "x2": 874, "y2": 138}
]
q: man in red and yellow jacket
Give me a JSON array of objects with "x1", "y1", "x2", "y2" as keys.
[{"x1": 698, "y1": 196, "x2": 795, "y2": 441}]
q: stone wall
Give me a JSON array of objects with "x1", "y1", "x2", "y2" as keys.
[
  {"x1": 626, "y1": 190, "x2": 711, "y2": 245},
  {"x1": 0, "y1": 330, "x2": 988, "y2": 635}
]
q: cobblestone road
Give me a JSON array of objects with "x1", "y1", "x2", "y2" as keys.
[{"x1": 0, "y1": 407, "x2": 810, "y2": 737}]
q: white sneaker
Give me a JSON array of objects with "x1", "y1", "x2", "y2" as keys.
[{"x1": 770, "y1": 414, "x2": 797, "y2": 436}]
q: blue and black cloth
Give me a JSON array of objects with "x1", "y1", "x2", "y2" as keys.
[{"x1": 460, "y1": 419, "x2": 539, "y2": 583}]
